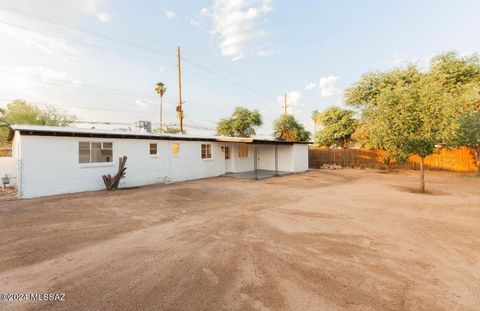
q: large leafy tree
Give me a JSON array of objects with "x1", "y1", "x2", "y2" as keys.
[
  {"x1": 273, "y1": 115, "x2": 310, "y2": 142},
  {"x1": 216, "y1": 107, "x2": 262, "y2": 137},
  {"x1": 426, "y1": 52, "x2": 480, "y2": 143},
  {"x1": 346, "y1": 66, "x2": 445, "y2": 192},
  {"x1": 345, "y1": 52, "x2": 480, "y2": 192},
  {"x1": 0, "y1": 99, "x2": 76, "y2": 145},
  {"x1": 314, "y1": 106, "x2": 357, "y2": 148}
]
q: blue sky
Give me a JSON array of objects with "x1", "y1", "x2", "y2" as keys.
[{"x1": 1, "y1": 0, "x2": 479, "y2": 136}]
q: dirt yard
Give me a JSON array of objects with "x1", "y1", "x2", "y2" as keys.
[{"x1": 0, "y1": 169, "x2": 479, "y2": 311}]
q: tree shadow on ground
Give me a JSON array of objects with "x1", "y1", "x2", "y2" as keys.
[{"x1": 392, "y1": 185, "x2": 449, "y2": 196}]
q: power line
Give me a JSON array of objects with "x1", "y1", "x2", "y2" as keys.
[
  {"x1": 181, "y1": 65, "x2": 277, "y2": 107},
  {"x1": 0, "y1": 4, "x2": 280, "y2": 107},
  {"x1": 0, "y1": 3, "x2": 176, "y2": 57},
  {"x1": 0, "y1": 5, "x2": 283, "y2": 127},
  {"x1": 1, "y1": 98, "x2": 217, "y2": 130},
  {"x1": 73, "y1": 120, "x2": 215, "y2": 131},
  {"x1": 0, "y1": 71, "x2": 225, "y2": 118},
  {"x1": 0, "y1": 20, "x2": 176, "y2": 67},
  {"x1": 1, "y1": 97, "x2": 269, "y2": 132},
  {"x1": 182, "y1": 57, "x2": 278, "y2": 102},
  {"x1": 2, "y1": 98, "x2": 264, "y2": 134},
  {"x1": 0, "y1": 97, "x2": 168, "y2": 115},
  {"x1": 0, "y1": 70, "x2": 177, "y2": 103},
  {"x1": 0, "y1": 19, "x2": 280, "y2": 110},
  {"x1": 0, "y1": 72, "x2": 226, "y2": 124}
]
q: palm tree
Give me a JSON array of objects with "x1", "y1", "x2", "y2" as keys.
[
  {"x1": 311, "y1": 110, "x2": 319, "y2": 143},
  {"x1": 154, "y1": 82, "x2": 167, "y2": 132}
]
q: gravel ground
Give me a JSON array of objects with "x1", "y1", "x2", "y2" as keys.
[{"x1": 0, "y1": 169, "x2": 479, "y2": 310}]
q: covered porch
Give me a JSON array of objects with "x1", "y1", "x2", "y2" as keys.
[
  {"x1": 223, "y1": 169, "x2": 291, "y2": 180},
  {"x1": 218, "y1": 137, "x2": 306, "y2": 180}
]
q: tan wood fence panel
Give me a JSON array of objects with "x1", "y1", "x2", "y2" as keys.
[
  {"x1": 308, "y1": 147, "x2": 477, "y2": 173},
  {"x1": 0, "y1": 148, "x2": 12, "y2": 157}
]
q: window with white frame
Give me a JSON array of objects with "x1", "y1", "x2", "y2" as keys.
[
  {"x1": 201, "y1": 144, "x2": 212, "y2": 159},
  {"x1": 149, "y1": 143, "x2": 157, "y2": 155},
  {"x1": 79, "y1": 142, "x2": 113, "y2": 163},
  {"x1": 238, "y1": 144, "x2": 249, "y2": 158}
]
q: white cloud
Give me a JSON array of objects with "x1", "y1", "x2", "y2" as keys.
[
  {"x1": 379, "y1": 53, "x2": 429, "y2": 69},
  {"x1": 85, "y1": 0, "x2": 111, "y2": 23},
  {"x1": 256, "y1": 49, "x2": 275, "y2": 57},
  {"x1": 0, "y1": 66, "x2": 78, "y2": 85},
  {"x1": 277, "y1": 91, "x2": 302, "y2": 114},
  {"x1": 204, "y1": 0, "x2": 273, "y2": 61},
  {"x1": 0, "y1": 66, "x2": 78, "y2": 103},
  {"x1": 96, "y1": 13, "x2": 111, "y2": 23},
  {"x1": 200, "y1": 7, "x2": 210, "y2": 16},
  {"x1": 0, "y1": 24, "x2": 78, "y2": 61},
  {"x1": 135, "y1": 98, "x2": 156, "y2": 108},
  {"x1": 165, "y1": 10, "x2": 176, "y2": 20},
  {"x1": 318, "y1": 76, "x2": 341, "y2": 97},
  {"x1": 304, "y1": 82, "x2": 316, "y2": 90},
  {"x1": 189, "y1": 18, "x2": 200, "y2": 28}
]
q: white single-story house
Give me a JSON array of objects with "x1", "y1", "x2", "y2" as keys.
[{"x1": 6, "y1": 124, "x2": 310, "y2": 198}]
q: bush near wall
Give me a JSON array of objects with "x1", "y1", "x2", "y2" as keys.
[{"x1": 309, "y1": 147, "x2": 477, "y2": 173}]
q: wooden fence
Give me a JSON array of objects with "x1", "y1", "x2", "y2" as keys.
[
  {"x1": 0, "y1": 148, "x2": 12, "y2": 157},
  {"x1": 309, "y1": 147, "x2": 478, "y2": 173}
]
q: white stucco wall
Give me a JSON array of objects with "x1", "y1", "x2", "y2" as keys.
[
  {"x1": 226, "y1": 143, "x2": 308, "y2": 173},
  {"x1": 292, "y1": 144, "x2": 309, "y2": 172},
  {"x1": 229, "y1": 144, "x2": 254, "y2": 173},
  {"x1": 257, "y1": 144, "x2": 293, "y2": 172},
  {"x1": 168, "y1": 141, "x2": 225, "y2": 182},
  {"x1": 17, "y1": 135, "x2": 226, "y2": 198},
  {"x1": 12, "y1": 132, "x2": 21, "y2": 189},
  {"x1": 256, "y1": 144, "x2": 309, "y2": 172},
  {"x1": 14, "y1": 131, "x2": 309, "y2": 198}
]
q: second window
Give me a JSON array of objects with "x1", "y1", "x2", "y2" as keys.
[
  {"x1": 149, "y1": 143, "x2": 158, "y2": 155},
  {"x1": 201, "y1": 144, "x2": 212, "y2": 159}
]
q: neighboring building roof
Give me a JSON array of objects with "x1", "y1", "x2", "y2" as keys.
[{"x1": 8, "y1": 124, "x2": 310, "y2": 145}]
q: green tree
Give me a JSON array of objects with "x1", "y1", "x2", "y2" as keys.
[
  {"x1": 216, "y1": 107, "x2": 262, "y2": 137},
  {"x1": 273, "y1": 115, "x2": 310, "y2": 142},
  {"x1": 347, "y1": 66, "x2": 437, "y2": 191},
  {"x1": 453, "y1": 112, "x2": 480, "y2": 175},
  {"x1": 351, "y1": 121, "x2": 397, "y2": 172},
  {"x1": 0, "y1": 99, "x2": 76, "y2": 145},
  {"x1": 154, "y1": 82, "x2": 167, "y2": 131},
  {"x1": 162, "y1": 126, "x2": 183, "y2": 134},
  {"x1": 425, "y1": 52, "x2": 480, "y2": 143},
  {"x1": 345, "y1": 52, "x2": 480, "y2": 192},
  {"x1": 314, "y1": 107, "x2": 357, "y2": 148}
]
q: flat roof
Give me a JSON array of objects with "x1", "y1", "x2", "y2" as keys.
[{"x1": 8, "y1": 124, "x2": 310, "y2": 145}]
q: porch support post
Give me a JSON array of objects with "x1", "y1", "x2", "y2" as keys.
[
  {"x1": 253, "y1": 144, "x2": 258, "y2": 180},
  {"x1": 275, "y1": 144, "x2": 279, "y2": 176}
]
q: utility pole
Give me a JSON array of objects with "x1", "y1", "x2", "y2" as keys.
[
  {"x1": 177, "y1": 46, "x2": 184, "y2": 133},
  {"x1": 283, "y1": 93, "x2": 288, "y2": 115}
]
